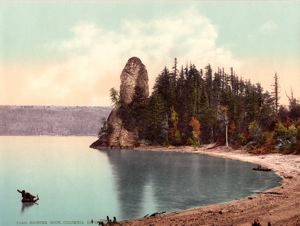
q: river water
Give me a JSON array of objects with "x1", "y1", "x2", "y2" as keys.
[{"x1": 0, "y1": 136, "x2": 281, "y2": 225}]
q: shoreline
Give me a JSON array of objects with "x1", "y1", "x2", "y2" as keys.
[{"x1": 117, "y1": 145, "x2": 300, "y2": 225}]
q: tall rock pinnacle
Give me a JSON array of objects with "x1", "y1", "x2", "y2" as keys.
[
  {"x1": 90, "y1": 57, "x2": 149, "y2": 149},
  {"x1": 120, "y1": 57, "x2": 149, "y2": 105}
]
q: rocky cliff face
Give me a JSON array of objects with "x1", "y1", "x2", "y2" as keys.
[{"x1": 90, "y1": 57, "x2": 149, "y2": 149}]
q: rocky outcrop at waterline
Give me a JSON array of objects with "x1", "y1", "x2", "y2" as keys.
[{"x1": 90, "y1": 57, "x2": 149, "y2": 149}]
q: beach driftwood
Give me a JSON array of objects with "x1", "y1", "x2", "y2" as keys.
[
  {"x1": 17, "y1": 189, "x2": 39, "y2": 203},
  {"x1": 148, "y1": 211, "x2": 166, "y2": 217},
  {"x1": 255, "y1": 191, "x2": 283, "y2": 195}
]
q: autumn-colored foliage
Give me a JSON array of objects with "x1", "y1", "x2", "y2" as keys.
[
  {"x1": 189, "y1": 116, "x2": 201, "y2": 138},
  {"x1": 229, "y1": 121, "x2": 236, "y2": 135}
]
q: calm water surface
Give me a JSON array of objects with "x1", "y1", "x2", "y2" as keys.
[{"x1": 0, "y1": 136, "x2": 281, "y2": 225}]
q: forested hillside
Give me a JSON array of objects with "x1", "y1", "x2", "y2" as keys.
[
  {"x1": 0, "y1": 106, "x2": 110, "y2": 136},
  {"x1": 102, "y1": 59, "x2": 300, "y2": 153}
]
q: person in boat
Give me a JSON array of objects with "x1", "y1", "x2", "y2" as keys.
[{"x1": 17, "y1": 189, "x2": 38, "y2": 202}]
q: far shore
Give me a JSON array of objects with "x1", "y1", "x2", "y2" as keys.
[{"x1": 111, "y1": 145, "x2": 300, "y2": 226}]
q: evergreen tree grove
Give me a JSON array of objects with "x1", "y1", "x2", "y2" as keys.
[
  {"x1": 138, "y1": 62, "x2": 280, "y2": 147},
  {"x1": 101, "y1": 60, "x2": 300, "y2": 153}
]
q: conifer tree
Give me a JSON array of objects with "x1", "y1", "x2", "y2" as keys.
[
  {"x1": 204, "y1": 64, "x2": 213, "y2": 107},
  {"x1": 172, "y1": 57, "x2": 178, "y2": 78},
  {"x1": 110, "y1": 88, "x2": 120, "y2": 106},
  {"x1": 146, "y1": 92, "x2": 166, "y2": 144},
  {"x1": 272, "y1": 73, "x2": 280, "y2": 114}
]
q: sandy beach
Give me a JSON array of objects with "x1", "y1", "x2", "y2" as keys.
[{"x1": 118, "y1": 146, "x2": 300, "y2": 226}]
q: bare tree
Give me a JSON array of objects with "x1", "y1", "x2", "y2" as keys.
[{"x1": 219, "y1": 106, "x2": 229, "y2": 147}]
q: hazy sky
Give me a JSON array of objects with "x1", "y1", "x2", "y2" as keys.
[{"x1": 0, "y1": 1, "x2": 299, "y2": 106}]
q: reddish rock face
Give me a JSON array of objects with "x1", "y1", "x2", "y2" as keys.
[{"x1": 90, "y1": 57, "x2": 149, "y2": 149}]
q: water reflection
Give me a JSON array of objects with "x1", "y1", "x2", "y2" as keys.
[
  {"x1": 105, "y1": 149, "x2": 280, "y2": 219},
  {"x1": 105, "y1": 150, "x2": 226, "y2": 218},
  {"x1": 106, "y1": 150, "x2": 150, "y2": 218},
  {"x1": 21, "y1": 202, "x2": 35, "y2": 213}
]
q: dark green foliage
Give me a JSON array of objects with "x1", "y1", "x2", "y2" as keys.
[
  {"x1": 168, "y1": 106, "x2": 181, "y2": 145},
  {"x1": 288, "y1": 96, "x2": 300, "y2": 121},
  {"x1": 110, "y1": 59, "x2": 300, "y2": 150},
  {"x1": 110, "y1": 88, "x2": 120, "y2": 106},
  {"x1": 98, "y1": 117, "x2": 108, "y2": 138},
  {"x1": 145, "y1": 92, "x2": 167, "y2": 144},
  {"x1": 274, "y1": 122, "x2": 297, "y2": 152},
  {"x1": 273, "y1": 93, "x2": 300, "y2": 153},
  {"x1": 247, "y1": 120, "x2": 265, "y2": 146},
  {"x1": 278, "y1": 105, "x2": 289, "y2": 122},
  {"x1": 140, "y1": 62, "x2": 281, "y2": 146},
  {"x1": 119, "y1": 86, "x2": 149, "y2": 132},
  {"x1": 96, "y1": 117, "x2": 111, "y2": 146}
]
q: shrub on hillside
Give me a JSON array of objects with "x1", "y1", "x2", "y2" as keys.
[
  {"x1": 274, "y1": 122, "x2": 297, "y2": 152},
  {"x1": 247, "y1": 121, "x2": 265, "y2": 147}
]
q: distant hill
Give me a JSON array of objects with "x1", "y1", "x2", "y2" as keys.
[{"x1": 0, "y1": 105, "x2": 111, "y2": 136}]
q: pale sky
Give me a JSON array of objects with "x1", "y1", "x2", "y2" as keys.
[{"x1": 0, "y1": 1, "x2": 299, "y2": 106}]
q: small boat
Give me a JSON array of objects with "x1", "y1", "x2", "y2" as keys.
[{"x1": 252, "y1": 165, "x2": 271, "y2": 172}]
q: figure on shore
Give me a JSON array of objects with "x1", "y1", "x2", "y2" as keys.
[
  {"x1": 252, "y1": 219, "x2": 262, "y2": 226},
  {"x1": 17, "y1": 189, "x2": 39, "y2": 203}
]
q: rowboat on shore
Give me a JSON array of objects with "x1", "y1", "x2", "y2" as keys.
[{"x1": 252, "y1": 165, "x2": 271, "y2": 172}]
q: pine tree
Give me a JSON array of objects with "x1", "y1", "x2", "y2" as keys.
[
  {"x1": 146, "y1": 92, "x2": 166, "y2": 144},
  {"x1": 153, "y1": 67, "x2": 175, "y2": 111},
  {"x1": 130, "y1": 86, "x2": 149, "y2": 138},
  {"x1": 272, "y1": 73, "x2": 280, "y2": 114},
  {"x1": 110, "y1": 88, "x2": 120, "y2": 106},
  {"x1": 168, "y1": 106, "x2": 181, "y2": 145},
  {"x1": 287, "y1": 90, "x2": 300, "y2": 121},
  {"x1": 204, "y1": 64, "x2": 213, "y2": 107},
  {"x1": 172, "y1": 57, "x2": 178, "y2": 78}
]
